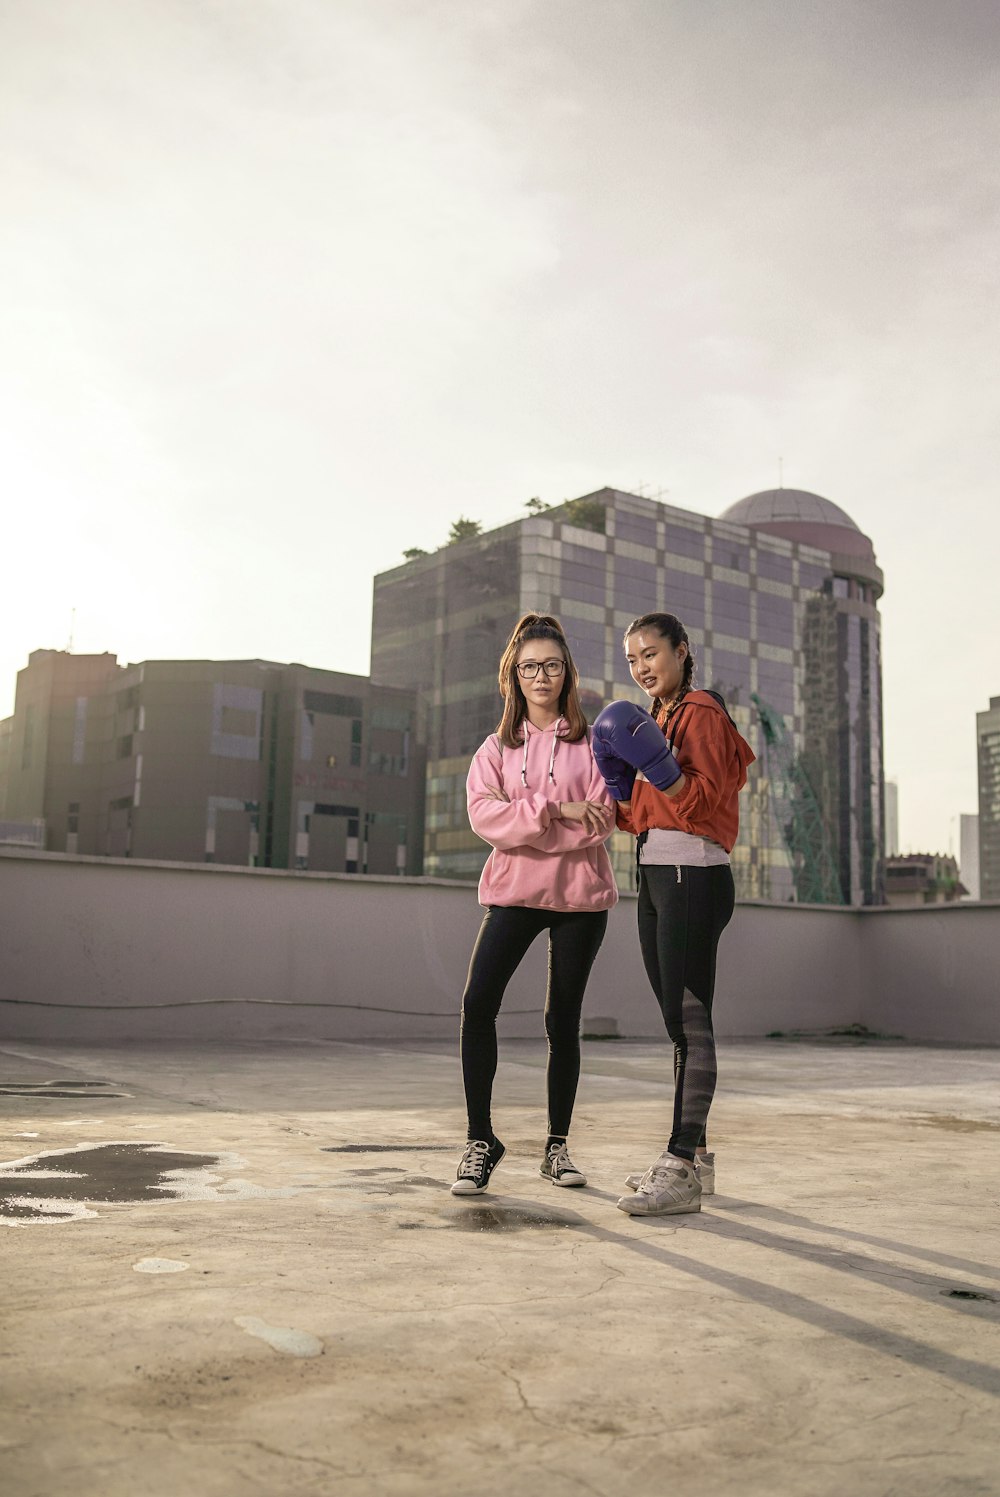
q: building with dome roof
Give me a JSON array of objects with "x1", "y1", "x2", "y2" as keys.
[
  {"x1": 718, "y1": 488, "x2": 885, "y2": 907},
  {"x1": 372, "y1": 484, "x2": 885, "y2": 905}
]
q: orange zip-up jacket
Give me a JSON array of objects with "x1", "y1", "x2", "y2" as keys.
[{"x1": 616, "y1": 691, "x2": 756, "y2": 853}]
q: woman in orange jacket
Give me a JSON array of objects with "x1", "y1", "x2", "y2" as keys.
[{"x1": 591, "y1": 612, "x2": 755, "y2": 1217}]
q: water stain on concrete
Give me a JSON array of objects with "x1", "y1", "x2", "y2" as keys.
[
  {"x1": 910, "y1": 1114, "x2": 1000, "y2": 1134},
  {"x1": 321, "y1": 1143, "x2": 453, "y2": 1153},
  {"x1": 344, "y1": 1167, "x2": 409, "y2": 1177},
  {"x1": 0, "y1": 1080, "x2": 131, "y2": 1099},
  {"x1": 333, "y1": 1173, "x2": 451, "y2": 1197},
  {"x1": 446, "y1": 1204, "x2": 580, "y2": 1233},
  {"x1": 234, "y1": 1316, "x2": 323, "y2": 1358},
  {"x1": 1, "y1": 1141, "x2": 297, "y2": 1226}
]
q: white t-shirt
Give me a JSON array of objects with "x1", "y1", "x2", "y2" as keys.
[{"x1": 640, "y1": 828, "x2": 730, "y2": 867}]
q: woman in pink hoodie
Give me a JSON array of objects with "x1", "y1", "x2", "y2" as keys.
[{"x1": 451, "y1": 613, "x2": 619, "y2": 1197}]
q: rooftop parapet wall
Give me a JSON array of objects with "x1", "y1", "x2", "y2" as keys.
[{"x1": 0, "y1": 850, "x2": 997, "y2": 1045}]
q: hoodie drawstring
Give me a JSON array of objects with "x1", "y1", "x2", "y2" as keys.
[{"x1": 520, "y1": 720, "x2": 561, "y2": 788}]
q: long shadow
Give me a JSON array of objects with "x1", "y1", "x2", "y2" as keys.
[
  {"x1": 686, "y1": 1212, "x2": 1000, "y2": 1308},
  {"x1": 716, "y1": 1197, "x2": 1000, "y2": 1283},
  {"x1": 569, "y1": 1213, "x2": 1000, "y2": 1399},
  {"x1": 580, "y1": 1187, "x2": 999, "y2": 1305},
  {"x1": 447, "y1": 1181, "x2": 1000, "y2": 1399}
]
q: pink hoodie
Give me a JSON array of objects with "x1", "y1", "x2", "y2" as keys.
[{"x1": 467, "y1": 718, "x2": 619, "y2": 913}]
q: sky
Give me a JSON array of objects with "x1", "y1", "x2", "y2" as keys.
[{"x1": 2, "y1": 0, "x2": 998, "y2": 859}]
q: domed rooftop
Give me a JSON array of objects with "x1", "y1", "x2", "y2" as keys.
[
  {"x1": 719, "y1": 486, "x2": 878, "y2": 577},
  {"x1": 720, "y1": 488, "x2": 860, "y2": 532}
]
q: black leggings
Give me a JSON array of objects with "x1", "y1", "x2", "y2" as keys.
[
  {"x1": 636, "y1": 864, "x2": 735, "y2": 1161},
  {"x1": 460, "y1": 905, "x2": 609, "y2": 1142}
]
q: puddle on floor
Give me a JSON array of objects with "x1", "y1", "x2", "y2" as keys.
[
  {"x1": 321, "y1": 1144, "x2": 453, "y2": 1153},
  {"x1": 344, "y1": 1167, "x2": 410, "y2": 1177},
  {"x1": 445, "y1": 1204, "x2": 581, "y2": 1233},
  {"x1": 0, "y1": 1141, "x2": 297, "y2": 1226},
  {"x1": 332, "y1": 1172, "x2": 450, "y2": 1196},
  {"x1": 909, "y1": 1114, "x2": 1000, "y2": 1134},
  {"x1": 0, "y1": 1080, "x2": 132, "y2": 1099}
]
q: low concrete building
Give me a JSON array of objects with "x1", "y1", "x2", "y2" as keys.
[
  {"x1": 884, "y1": 852, "x2": 965, "y2": 907},
  {"x1": 0, "y1": 650, "x2": 424, "y2": 875}
]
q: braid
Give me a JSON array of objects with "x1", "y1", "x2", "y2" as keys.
[{"x1": 657, "y1": 649, "x2": 696, "y2": 726}]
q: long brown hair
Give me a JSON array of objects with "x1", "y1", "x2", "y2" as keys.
[
  {"x1": 496, "y1": 613, "x2": 588, "y2": 747},
  {"x1": 623, "y1": 611, "x2": 696, "y2": 723}
]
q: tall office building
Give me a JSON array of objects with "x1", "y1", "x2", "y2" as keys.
[
  {"x1": 959, "y1": 812, "x2": 980, "y2": 901},
  {"x1": 976, "y1": 696, "x2": 1000, "y2": 901},
  {"x1": 371, "y1": 486, "x2": 885, "y2": 904},
  {"x1": 885, "y1": 780, "x2": 899, "y2": 857},
  {"x1": 0, "y1": 651, "x2": 423, "y2": 874}
]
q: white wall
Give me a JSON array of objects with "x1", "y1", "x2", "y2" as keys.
[
  {"x1": 862, "y1": 903, "x2": 1000, "y2": 1044},
  {"x1": 0, "y1": 850, "x2": 997, "y2": 1044}
]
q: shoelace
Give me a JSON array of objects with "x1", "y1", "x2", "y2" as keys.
[
  {"x1": 457, "y1": 1140, "x2": 491, "y2": 1178},
  {"x1": 548, "y1": 1144, "x2": 575, "y2": 1174},
  {"x1": 640, "y1": 1160, "x2": 689, "y2": 1191}
]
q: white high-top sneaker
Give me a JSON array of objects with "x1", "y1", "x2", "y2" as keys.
[
  {"x1": 617, "y1": 1155, "x2": 702, "y2": 1216},
  {"x1": 624, "y1": 1150, "x2": 715, "y2": 1196}
]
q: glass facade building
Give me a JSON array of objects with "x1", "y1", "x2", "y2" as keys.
[{"x1": 372, "y1": 486, "x2": 886, "y2": 904}]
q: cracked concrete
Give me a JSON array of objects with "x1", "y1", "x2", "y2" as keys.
[{"x1": 1, "y1": 1036, "x2": 998, "y2": 1497}]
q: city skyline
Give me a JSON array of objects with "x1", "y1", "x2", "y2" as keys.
[{"x1": 2, "y1": 0, "x2": 997, "y2": 857}]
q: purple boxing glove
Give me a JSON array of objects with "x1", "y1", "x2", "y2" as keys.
[
  {"x1": 592, "y1": 700, "x2": 683, "y2": 794},
  {"x1": 590, "y1": 739, "x2": 637, "y2": 802}
]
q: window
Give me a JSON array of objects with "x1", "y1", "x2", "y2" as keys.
[
  {"x1": 220, "y1": 705, "x2": 258, "y2": 736},
  {"x1": 304, "y1": 690, "x2": 363, "y2": 718}
]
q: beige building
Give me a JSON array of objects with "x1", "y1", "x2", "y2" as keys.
[
  {"x1": 0, "y1": 651, "x2": 424, "y2": 875},
  {"x1": 884, "y1": 853, "x2": 965, "y2": 907}
]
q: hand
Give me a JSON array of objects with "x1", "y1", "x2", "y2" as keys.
[
  {"x1": 483, "y1": 785, "x2": 510, "y2": 803},
  {"x1": 559, "y1": 800, "x2": 614, "y2": 837}
]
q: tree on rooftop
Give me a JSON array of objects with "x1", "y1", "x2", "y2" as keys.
[
  {"x1": 524, "y1": 497, "x2": 550, "y2": 514},
  {"x1": 559, "y1": 497, "x2": 606, "y2": 533},
  {"x1": 402, "y1": 547, "x2": 429, "y2": 560},
  {"x1": 447, "y1": 517, "x2": 483, "y2": 543}
]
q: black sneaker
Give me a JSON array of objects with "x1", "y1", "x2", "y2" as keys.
[
  {"x1": 540, "y1": 1140, "x2": 587, "y2": 1187},
  {"x1": 451, "y1": 1137, "x2": 506, "y2": 1195}
]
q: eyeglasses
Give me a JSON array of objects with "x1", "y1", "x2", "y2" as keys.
[{"x1": 516, "y1": 660, "x2": 566, "y2": 679}]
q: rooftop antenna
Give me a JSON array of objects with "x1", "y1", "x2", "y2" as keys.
[{"x1": 67, "y1": 607, "x2": 76, "y2": 653}]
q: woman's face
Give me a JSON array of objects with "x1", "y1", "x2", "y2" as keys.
[
  {"x1": 515, "y1": 639, "x2": 566, "y2": 713},
  {"x1": 625, "y1": 630, "x2": 687, "y2": 702}
]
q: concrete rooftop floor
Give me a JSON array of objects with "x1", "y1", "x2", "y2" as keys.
[{"x1": 1, "y1": 1035, "x2": 999, "y2": 1497}]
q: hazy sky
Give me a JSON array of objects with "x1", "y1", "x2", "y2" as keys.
[{"x1": 2, "y1": 0, "x2": 998, "y2": 857}]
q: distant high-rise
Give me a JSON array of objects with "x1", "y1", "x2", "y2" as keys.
[
  {"x1": 885, "y1": 779, "x2": 899, "y2": 857},
  {"x1": 976, "y1": 696, "x2": 1000, "y2": 901},
  {"x1": 0, "y1": 651, "x2": 423, "y2": 874},
  {"x1": 371, "y1": 485, "x2": 885, "y2": 904},
  {"x1": 959, "y1": 813, "x2": 980, "y2": 901}
]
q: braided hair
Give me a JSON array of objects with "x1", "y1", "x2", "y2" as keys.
[{"x1": 623, "y1": 612, "x2": 695, "y2": 724}]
